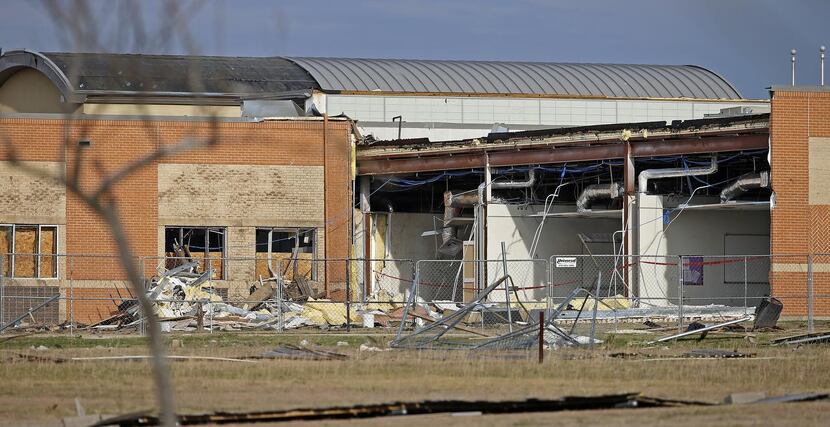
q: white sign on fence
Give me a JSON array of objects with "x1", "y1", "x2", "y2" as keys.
[{"x1": 555, "y1": 257, "x2": 577, "y2": 268}]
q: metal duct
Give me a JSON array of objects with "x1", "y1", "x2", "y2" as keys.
[
  {"x1": 439, "y1": 170, "x2": 537, "y2": 256},
  {"x1": 638, "y1": 156, "x2": 718, "y2": 194},
  {"x1": 720, "y1": 171, "x2": 770, "y2": 203},
  {"x1": 440, "y1": 191, "x2": 478, "y2": 256},
  {"x1": 491, "y1": 169, "x2": 536, "y2": 189},
  {"x1": 576, "y1": 182, "x2": 624, "y2": 212}
]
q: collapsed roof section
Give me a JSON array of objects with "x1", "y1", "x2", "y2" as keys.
[{"x1": 356, "y1": 113, "x2": 770, "y2": 176}]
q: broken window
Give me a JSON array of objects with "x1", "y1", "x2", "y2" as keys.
[
  {"x1": 255, "y1": 228, "x2": 316, "y2": 280},
  {"x1": 164, "y1": 227, "x2": 225, "y2": 279},
  {"x1": 0, "y1": 224, "x2": 58, "y2": 278}
]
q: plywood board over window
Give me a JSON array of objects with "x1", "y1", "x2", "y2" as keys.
[
  {"x1": 0, "y1": 224, "x2": 57, "y2": 278},
  {"x1": 14, "y1": 226, "x2": 37, "y2": 277},
  {"x1": 0, "y1": 225, "x2": 11, "y2": 276},
  {"x1": 39, "y1": 227, "x2": 56, "y2": 278}
]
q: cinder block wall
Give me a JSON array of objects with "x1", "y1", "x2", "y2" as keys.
[
  {"x1": 0, "y1": 117, "x2": 353, "y2": 323},
  {"x1": 770, "y1": 89, "x2": 830, "y2": 316}
]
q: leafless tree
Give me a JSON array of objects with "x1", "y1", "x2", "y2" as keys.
[{"x1": 2, "y1": 1, "x2": 221, "y2": 425}]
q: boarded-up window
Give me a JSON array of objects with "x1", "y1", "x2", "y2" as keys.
[
  {"x1": 14, "y1": 226, "x2": 37, "y2": 277},
  {"x1": 0, "y1": 226, "x2": 11, "y2": 276},
  {"x1": 0, "y1": 224, "x2": 59, "y2": 278},
  {"x1": 39, "y1": 227, "x2": 57, "y2": 278},
  {"x1": 255, "y1": 228, "x2": 316, "y2": 280},
  {"x1": 164, "y1": 227, "x2": 225, "y2": 279}
]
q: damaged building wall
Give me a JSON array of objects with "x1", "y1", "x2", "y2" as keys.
[
  {"x1": 636, "y1": 195, "x2": 770, "y2": 306},
  {"x1": 663, "y1": 206, "x2": 770, "y2": 306},
  {"x1": 486, "y1": 204, "x2": 620, "y2": 259},
  {"x1": 368, "y1": 212, "x2": 436, "y2": 296},
  {"x1": 157, "y1": 163, "x2": 326, "y2": 299},
  {"x1": 486, "y1": 203, "x2": 620, "y2": 301},
  {"x1": 0, "y1": 116, "x2": 353, "y2": 323},
  {"x1": 636, "y1": 195, "x2": 671, "y2": 305}
]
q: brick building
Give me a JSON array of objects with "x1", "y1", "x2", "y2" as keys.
[
  {"x1": 769, "y1": 86, "x2": 830, "y2": 316},
  {"x1": 0, "y1": 116, "x2": 353, "y2": 324},
  {"x1": 2, "y1": 50, "x2": 830, "y2": 322}
]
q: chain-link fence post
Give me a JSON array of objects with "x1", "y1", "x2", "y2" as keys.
[
  {"x1": 0, "y1": 256, "x2": 4, "y2": 333},
  {"x1": 276, "y1": 268, "x2": 284, "y2": 332},
  {"x1": 744, "y1": 257, "x2": 749, "y2": 316},
  {"x1": 807, "y1": 253, "x2": 814, "y2": 333},
  {"x1": 344, "y1": 259, "x2": 351, "y2": 333},
  {"x1": 677, "y1": 255, "x2": 684, "y2": 332},
  {"x1": 69, "y1": 255, "x2": 74, "y2": 335}
]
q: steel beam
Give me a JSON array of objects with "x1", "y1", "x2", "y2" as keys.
[{"x1": 356, "y1": 133, "x2": 768, "y2": 175}]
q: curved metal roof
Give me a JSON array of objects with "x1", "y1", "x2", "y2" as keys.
[
  {"x1": 287, "y1": 57, "x2": 742, "y2": 99},
  {"x1": 43, "y1": 52, "x2": 318, "y2": 95},
  {"x1": 0, "y1": 50, "x2": 318, "y2": 100},
  {"x1": 0, "y1": 50, "x2": 743, "y2": 101}
]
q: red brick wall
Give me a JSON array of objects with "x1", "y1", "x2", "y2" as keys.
[
  {"x1": 0, "y1": 116, "x2": 353, "y2": 316},
  {"x1": 770, "y1": 90, "x2": 830, "y2": 316},
  {"x1": 66, "y1": 287, "x2": 135, "y2": 325}
]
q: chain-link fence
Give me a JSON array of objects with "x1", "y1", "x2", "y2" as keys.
[
  {"x1": 403, "y1": 259, "x2": 548, "y2": 337},
  {"x1": 0, "y1": 253, "x2": 135, "y2": 334},
  {"x1": 0, "y1": 255, "x2": 418, "y2": 334},
  {"x1": 547, "y1": 254, "x2": 814, "y2": 331},
  {"x1": 0, "y1": 252, "x2": 823, "y2": 336}
]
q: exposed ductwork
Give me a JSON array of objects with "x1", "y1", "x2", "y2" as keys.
[
  {"x1": 720, "y1": 170, "x2": 770, "y2": 203},
  {"x1": 638, "y1": 156, "x2": 718, "y2": 194},
  {"x1": 491, "y1": 169, "x2": 536, "y2": 189},
  {"x1": 439, "y1": 170, "x2": 537, "y2": 256},
  {"x1": 576, "y1": 182, "x2": 624, "y2": 212},
  {"x1": 440, "y1": 190, "x2": 477, "y2": 256}
]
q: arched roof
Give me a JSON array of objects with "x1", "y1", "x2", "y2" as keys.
[
  {"x1": 0, "y1": 50, "x2": 78, "y2": 102},
  {"x1": 0, "y1": 50, "x2": 744, "y2": 102},
  {"x1": 0, "y1": 50, "x2": 319, "y2": 101},
  {"x1": 286, "y1": 57, "x2": 742, "y2": 99}
]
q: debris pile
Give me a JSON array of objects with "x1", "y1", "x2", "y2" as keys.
[{"x1": 87, "y1": 261, "x2": 408, "y2": 332}]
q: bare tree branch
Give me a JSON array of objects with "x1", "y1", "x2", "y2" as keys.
[{"x1": 13, "y1": 2, "x2": 228, "y2": 426}]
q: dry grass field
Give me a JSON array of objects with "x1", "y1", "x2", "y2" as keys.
[{"x1": 1, "y1": 323, "x2": 829, "y2": 426}]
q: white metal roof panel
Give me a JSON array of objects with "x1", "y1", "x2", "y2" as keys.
[{"x1": 287, "y1": 57, "x2": 742, "y2": 100}]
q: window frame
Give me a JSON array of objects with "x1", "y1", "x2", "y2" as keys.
[
  {"x1": 0, "y1": 223, "x2": 59, "y2": 279},
  {"x1": 256, "y1": 227, "x2": 317, "y2": 256},
  {"x1": 255, "y1": 227, "x2": 317, "y2": 279},
  {"x1": 164, "y1": 226, "x2": 227, "y2": 280}
]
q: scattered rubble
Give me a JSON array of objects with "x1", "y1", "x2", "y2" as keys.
[
  {"x1": 648, "y1": 317, "x2": 754, "y2": 344},
  {"x1": 770, "y1": 330, "x2": 830, "y2": 346},
  {"x1": 83, "y1": 261, "x2": 411, "y2": 333}
]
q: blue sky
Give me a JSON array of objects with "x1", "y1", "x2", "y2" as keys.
[{"x1": 1, "y1": 0, "x2": 828, "y2": 99}]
